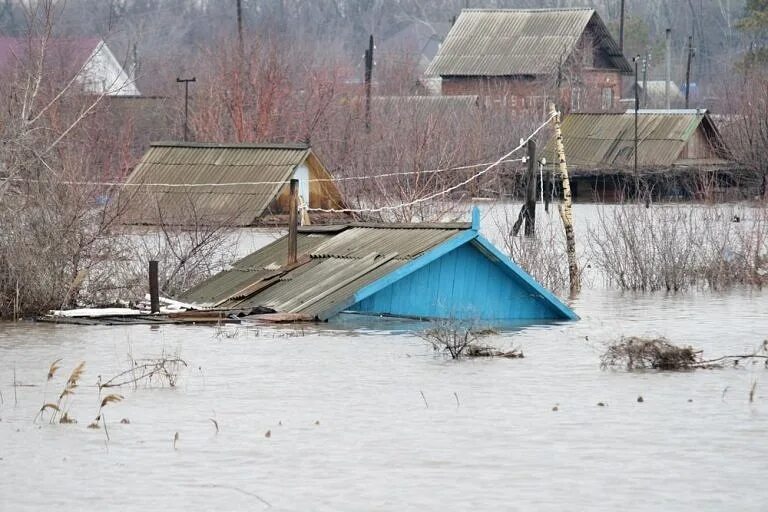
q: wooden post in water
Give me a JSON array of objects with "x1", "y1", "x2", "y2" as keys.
[
  {"x1": 149, "y1": 260, "x2": 160, "y2": 313},
  {"x1": 288, "y1": 179, "x2": 298, "y2": 265},
  {"x1": 550, "y1": 103, "x2": 580, "y2": 295},
  {"x1": 511, "y1": 140, "x2": 538, "y2": 237}
]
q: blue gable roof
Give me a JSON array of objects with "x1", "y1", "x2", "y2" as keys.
[
  {"x1": 181, "y1": 207, "x2": 578, "y2": 324},
  {"x1": 319, "y1": 223, "x2": 578, "y2": 322}
]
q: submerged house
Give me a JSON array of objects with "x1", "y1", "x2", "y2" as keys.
[
  {"x1": 425, "y1": 8, "x2": 631, "y2": 112},
  {"x1": 543, "y1": 109, "x2": 735, "y2": 200},
  {"x1": 179, "y1": 209, "x2": 577, "y2": 323},
  {"x1": 120, "y1": 142, "x2": 344, "y2": 226}
]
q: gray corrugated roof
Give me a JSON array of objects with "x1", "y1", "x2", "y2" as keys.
[
  {"x1": 543, "y1": 111, "x2": 730, "y2": 170},
  {"x1": 120, "y1": 142, "x2": 314, "y2": 226},
  {"x1": 179, "y1": 232, "x2": 335, "y2": 307},
  {"x1": 425, "y1": 8, "x2": 631, "y2": 77},
  {"x1": 179, "y1": 223, "x2": 468, "y2": 318}
]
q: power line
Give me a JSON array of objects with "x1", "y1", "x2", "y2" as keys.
[
  {"x1": 306, "y1": 112, "x2": 557, "y2": 213},
  {"x1": 0, "y1": 158, "x2": 527, "y2": 188}
]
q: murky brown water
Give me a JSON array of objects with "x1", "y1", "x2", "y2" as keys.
[{"x1": 1, "y1": 205, "x2": 767, "y2": 511}]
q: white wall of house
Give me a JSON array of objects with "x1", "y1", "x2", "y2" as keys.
[
  {"x1": 291, "y1": 164, "x2": 310, "y2": 206},
  {"x1": 78, "y1": 41, "x2": 140, "y2": 97}
]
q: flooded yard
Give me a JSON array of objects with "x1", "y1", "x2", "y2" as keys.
[
  {"x1": 1, "y1": 204, "x2": 767, "y2": 511},
  {"x1": 1, "y1": 286, "x2": 766, "y2": 511}
]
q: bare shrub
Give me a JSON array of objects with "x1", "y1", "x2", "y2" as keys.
[
  {"x1": 587, "y1": 204, "x2": 768, "y2": 291},
  {"x1": 420, "y1": 319, "x2": 521, "y2": 360},
  {"x1": 493, "y1": 205, "x2": 571, "y2": 293}
]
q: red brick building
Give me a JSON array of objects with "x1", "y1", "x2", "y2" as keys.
[{"x1": 425, "y1": 8, "x2": 631, "y2": 114}]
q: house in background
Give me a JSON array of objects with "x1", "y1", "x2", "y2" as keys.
[
  {"x1": 120, "y1": 142, "x2": 344, "y2": 226},
  {"x1": 179, "y1": 209, "x2": 578, "y2": 323},
  {"x1": 543, "y1": 109, "x2": 737, "y2": 200},
  {"x1": 0, "y1": 37, "x2": 140, "y2": 96},
  {"x1": 425, "y1": 8, "x2": 631, "y2": 113},
  {"x1": 629, "y1": 80, "x2": 685, "y2": 109},
  {"x1": 378, "y1": 21, "x2": 452, "y2": 94}
]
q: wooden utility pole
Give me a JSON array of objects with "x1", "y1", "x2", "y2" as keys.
[
  {"x1": 149, "y1": 260, "x2": 159, "y2": 314},
  {"x1": 550, "y1": 103, "x2": 580, "y2": 295},
  {"x1": 619, "y1": 0, "x2": 625, "y2": 53},
  {"x1": 684, "y1": 35, "x2": 694, "y2": 108},
  {"x1": 633, "y1": 55, "x2": 640, "y2": 189},
  {"x1": 364, "y1": 35, "x2": 374, "y2": 130},
  {"x1": 236, "y1": 0, "x2": 244, "y2": 56},
  {"x1": 523, "y1": 139, "x2": 537, "y2": 237},
  {"x1": 287, "y1": 179, "x2": 298, "y2": 265},
  {"x1": 511, "y1": 139, "x2": 537, "y2": 237},
  {"x1": 665, "y1": 28, "x2": 672, "y2": 110},
  {"x1": 176, "y1": 77, "x2": 196, "y2": 141}
]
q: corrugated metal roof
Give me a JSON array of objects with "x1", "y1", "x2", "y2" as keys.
[
  {"x1": 543, "y1": 111, "x2": 730, "y2": 169},
  {"x1": 179, "y1": 223, "x2": 469, "y2": 318},
  {"x1": 179, "y1": 232, "x2": 334, "y2": 306},
  {"x1": 426, "y1": 8, "x2": 631, "y2": 77},
  {"x1": 120, "y1": 142, "x2": 314, "y2": 226}
]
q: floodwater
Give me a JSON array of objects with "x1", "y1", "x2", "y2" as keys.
[{"x1": 2, "y1": 205, "x2": 768, "y2": 511}]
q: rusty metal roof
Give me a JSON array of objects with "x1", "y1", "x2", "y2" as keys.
[
  {"x1": 120, "y1": 142, "x2": 317, "y2": 226},
  {"x1": 179, "y1": 223, "x2": 468, "y2": 317},
  {"x1": 425, "y1": 8, "x2": 631, "y2": 77},
  {"x1": 543, "y1": 110, "x2": 731, "y2": 170}
]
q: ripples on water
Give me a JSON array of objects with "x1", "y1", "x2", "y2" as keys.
[{"x1": 1, "y1": 205, "x2": 767, "y2": 511}]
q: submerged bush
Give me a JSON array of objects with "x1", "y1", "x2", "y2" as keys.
[
  {"x1": 588, "y1": 205, "x2": 768, "y2": 292},
  {"x1": 419, "y1": 319, "x2": 522, "y2": 360},
  {"x1": 601, "y1": 337, "x2": 700, "y2": 370}
]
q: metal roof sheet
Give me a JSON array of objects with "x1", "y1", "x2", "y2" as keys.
[
  {"x1": 425, "y1": 8, "x2": 631, "y2": 77},
  {"x1": 120, "y1": 142, "x2": 314, "y2": 226},
  {"x1": 542, "y1": 111, "x2": 729, "y2": 169},
  {"x1": 179, "y1": 224, "x2": 470, "y2": 318},
  {"x1": 179, "y1": 232, "x2": 334, "y2": 306}
]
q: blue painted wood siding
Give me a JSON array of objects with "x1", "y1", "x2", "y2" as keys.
[{"x1": 349, "y1": 242, "x2": 565, "y2": 320}]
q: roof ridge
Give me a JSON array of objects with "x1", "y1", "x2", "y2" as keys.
[
  {"x1": 461, "y1": 8, "x2": 594, "y2": 12},
  {"x1": 150, "y1": 141, "x2": 311, "y2": 150}
]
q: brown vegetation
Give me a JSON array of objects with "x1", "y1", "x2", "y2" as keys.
[
  {"x1": 588, "y1": 205, "x2": 768, "y2": 291},
  {"x1": 601, "y1": 336, "x2": 768, "y2": 371}
]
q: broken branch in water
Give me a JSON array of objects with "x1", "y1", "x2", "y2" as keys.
[
  {"x1": 100, "y1": 357, "x2": 188, "y2": 389},
  {"x1": 601, "y1": 337, "x2": 768, "y2": 371}
]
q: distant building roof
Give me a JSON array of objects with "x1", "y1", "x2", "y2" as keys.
[
  {"x1": 179, "y1": 215, "x2": 578, "y2": 322},
  {"x1": 543, "y1": 110, "x2": 731, "y2": 170},
  {"x1": 425, "y1": 8, "x2": 631, "y2": 77},
  {"x1": 0, "y1": 37, "x2": 139, "y2": 96},
  {"x1": 120, "y1": 142, "x2": 339, "y2": 226},
  {"x1": 379, "y1": 21, "x2": 452, "y2": 74},
  {"x1": 633, "y1": 80, "x2": 685, "y2": 107}
]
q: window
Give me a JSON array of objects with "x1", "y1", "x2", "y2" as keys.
[
  {"x1": 571, "y1": 87, "x2": 582, "y2": 111},
  {"x1": 601, "y1": 87, "x2": 614, "y2": 110}
]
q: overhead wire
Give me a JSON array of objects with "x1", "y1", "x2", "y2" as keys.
[{"x1": 0, "y1": 112, "x2": 557, "y2": 211}]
